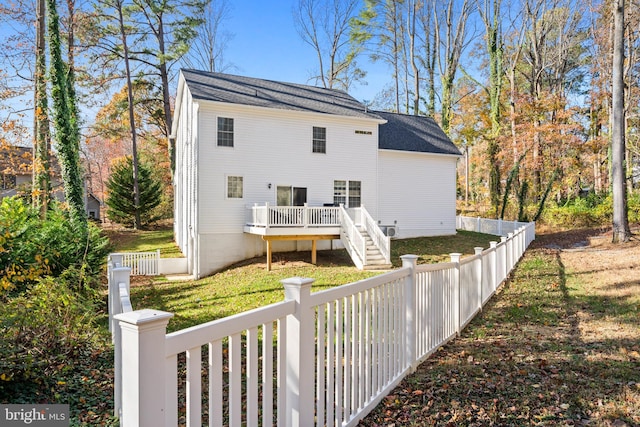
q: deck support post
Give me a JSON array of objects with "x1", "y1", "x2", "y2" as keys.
[{"x1": 311, "y1": 240, "x2": 317, "y2": 265}]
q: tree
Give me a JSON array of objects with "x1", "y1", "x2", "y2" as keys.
[
  {"x1": 105, "y1": 156, "x2": 162, "y2": 227},
  {"x1": 433, "y1": 0, "x2": 474, "y2": 133},
  {"x1": 293, "y1": 0, "x2": 364, "y2": 91},
  {"x1": 611, "y1": 0, "x2": 631, "y2": 242},
  {"x1": 362, "y1": 0, "x2": 404, "y2": 111},
  {"x1": 181, "y1": 0, "x2": 234, "y2": 73},
  {"x1": 128, "y1": 0, "x2": 208, "y2": 172},
  {"x1": 102, "y1": 0, "x2": 144, "y2": 230},
  {"x1": 46, "y1": 0, "x2": 86, "y2": 234},
  {"x1": 478, "y1": 0, "x2": 504, "y2": 213},
  {"x1": 33, "y1": 0, "x2": 51, "y2": 218}
]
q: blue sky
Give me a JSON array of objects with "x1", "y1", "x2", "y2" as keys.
[{"x1": 219, "y1": 0, "x2": 388, "y2": 103}]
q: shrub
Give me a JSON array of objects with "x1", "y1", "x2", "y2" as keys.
[
  {"x1": 0, "y1": 197, "x2": 109, "y2": 296},
  {"x1": 0, "y1": 276, "x2": 105, "y2": 399},
  {"x1": 540, "y1": 193, "x2": 615, "y2": 228}
]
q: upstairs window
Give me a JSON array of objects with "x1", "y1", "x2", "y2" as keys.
[
  {"x1": 217, "y1": 117, "x2": 234, "y2": 147},
  {"x1": 312, "y1": 126, "x2": 326, "y2": 153},
  {"x1": 227, "y1": 176, "x2": 243, "y2": 198}
]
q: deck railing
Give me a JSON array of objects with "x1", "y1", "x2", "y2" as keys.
[
  {"x1": 113, "y1": 218, "x2": 534, "y2": 427},
  {"x1": 246, "y1": 203, "x2": 341, "y2": 228}
]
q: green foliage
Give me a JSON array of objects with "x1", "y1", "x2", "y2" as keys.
[
  {"x1": 46, "y1": 0, "x2": 86, "y2": 234},
  {"x1": 0, "y1": 277, "x2": 96, "y2": 385},
  {"x1": 541, "y1": 192, "x2": 611, "y2": 228},
  {"x1": 0, "y1": 197, "x2": 109, "y2": 296},
  {"x1": 0, "y1": 276, "x2": 115, "y2": 424},
  {"x1": 105, "y1": 156, "x2": 163, "y2": 228}
]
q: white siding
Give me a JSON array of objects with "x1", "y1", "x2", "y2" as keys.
[
  {"x1": 194, "y1": 101, "x2": 380, "y2": 277},
  {"x1": 196, "y1": 102, "x2": 380, "y2": 231},
  {"x1": 173, "y1": 83, "x2": 199, "y2": 275},
  {"x1": 378, "y1": 150, "x2": 458, "y2": 238}
]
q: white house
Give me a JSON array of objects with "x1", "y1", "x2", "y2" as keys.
[{"x1": 171, "y1": 69, "x2": 461, "y2": 278}]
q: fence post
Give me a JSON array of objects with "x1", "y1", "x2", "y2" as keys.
[
  {"x1": 474, "y1": 247, "x2": 483, "y2": 312},
  {"x1": 500, "y1": 236, "x2": 508, "y2": 283},
  {"x1": 110, "y1": 267, "x2": 132, "y2": 337},
  {"x1": 114, "y1": 309, "x2": 173, "y2": 427},
  {"x1": 281, "y1": 277, "x2": 315, "y2": 427},
  {"x1": 110, "y1": 253, "x2": 124, "y2": 268},
  {"x1": 476, "y1": 216, "x2": 481, "y2": 233},
  {"x1": 110, "y1": 266, "x2": 132, "y2": 418},
  {"x1": 507, "y1": 232, "x2": 514, "y2": 271},
  {"x1": 498, "y1": 218, "x2": 503, "y2": 236},
  {"x1": 401, "y1": 255, "x2": 419, "y2": 372},
  {"x1": 489, "y1": 242, "x2": 498, "y2": 294},
  {"x1": 450, "y1": 253, "x2": 462, "y2": 335}
]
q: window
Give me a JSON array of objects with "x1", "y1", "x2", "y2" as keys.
[
  {"x1": 217, "y1": 117, "x2": 234, "y2": 147},
  {"x1": 333, "y1": 180, "x2": 361, "y2": 207},
  {"x1": 312, "y1": 126, "x2": 326, "y2": 153},
  {"x1": 227, "y1": 176, "x2": 243, "y2": 198},
  {"x1": 1, "y1": 174, "x2": 16, "y2": 190},
  {"x1": 348, "y1": 181, "x2": 361, "y2": 207},
  {"x1": 333, "y1": 180, "x2": 346, "y2": 206}
]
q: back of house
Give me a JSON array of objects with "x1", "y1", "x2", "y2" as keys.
[{"x1": 171, "y1": 69, "x2": 461, "y2": 278}]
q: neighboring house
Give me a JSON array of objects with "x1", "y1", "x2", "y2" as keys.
[
  {"x1": 0, "y1": 145, "x2": 102, "y2": 220},
  {"x1": 1, "y1": 146, "x2": 33, "y2": 198},
  {"x1": 86, "y1": 192, "x2": 102, "y2": 221},
  {"x1": 171, "y1": 69, "x2": 461, "y2": 279}
]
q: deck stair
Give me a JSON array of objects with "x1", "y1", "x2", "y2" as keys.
[{"x1": 359, "y1": 227, "x2": 392, "y2": 270}]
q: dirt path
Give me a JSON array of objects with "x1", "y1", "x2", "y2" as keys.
[{"x1": 359, "y1": 227, "x2": 640, "y2": 426}]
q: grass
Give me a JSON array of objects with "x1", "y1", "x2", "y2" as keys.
[
  {"x1": 390, "y1": 230, "x2": 500, "y2": 266},
  {"x1": 104, "y1": 227, "x2": 183, "y2": 258},
  {"x1": 70, "y1": 225, "x2": 638, "y2": 425},
  {"x1": 128, "y1": 229, "x2": 498, "y2": 332},
  {"x1": 359, "y1": 236, "x2": 640, "y2": 426}
]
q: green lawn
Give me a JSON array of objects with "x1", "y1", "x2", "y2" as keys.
[
  {"x1": 128, "y1": 229, "x2": 498, "y2": 332},
  {"x1": 105, "y1": 227, "x2": 183, "y2": 258}
]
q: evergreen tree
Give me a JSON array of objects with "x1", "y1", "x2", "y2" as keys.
[{"x1": 105, "y1": 156, "x2": 162, "y2": 228}]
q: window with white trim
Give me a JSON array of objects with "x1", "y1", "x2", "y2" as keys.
[
  {"x1": 312, "y1": 126, "x2": 326, "y2": 153},
  {"x1": 217, "y1": 117, "x2": 234, "y2": 147},
  {"x1": 333, "y1": 180, "x2": 361, "y2": 207},
  {"x1": 227, "y1": 176, "x2": 243, "y2": 198}
]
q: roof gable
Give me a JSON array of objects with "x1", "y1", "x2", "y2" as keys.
[
  {"x1": 180, "y1": 69, "x2": 383, "y2": 120},
  {"x1": 376, "y1": 111, "x2": 461, "y2": 156}
]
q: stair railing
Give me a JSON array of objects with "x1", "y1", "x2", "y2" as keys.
[
  {"x1": 360, "y1": 205, "x2": 391, "y2": 264},
  {"x1": 339, "y1": 205, "x2": 367, "y2": 268}
]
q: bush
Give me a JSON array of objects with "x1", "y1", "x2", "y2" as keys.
[
  {"x1": 0, "y1": 276, "x2": 105, "y2": 399},
  {"x1": 541, "y1": 197, "x2": 604, "y2": 228},
  {"x1": 0, "y1": 197, "x2": 109, "y2": 296}
]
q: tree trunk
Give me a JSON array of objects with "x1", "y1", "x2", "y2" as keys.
[
  {"x1": 116, "y1": 0, "x2": 141, "y2": 230},
  {"x1": 611, "y1": 0, "x2": 630, "y2": 242},
  {"x1": 33, "y1": 0, "x2": 51, "y2": 218}
]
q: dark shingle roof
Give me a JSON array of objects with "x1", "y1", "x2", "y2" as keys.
[
  {"x1": 181, "y1": 69, "x2": 383, "y2": 120},
  {"x1": 376, "y1": 111, "x2": 461, "y2": 156}
]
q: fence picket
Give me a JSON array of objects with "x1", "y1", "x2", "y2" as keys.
[{"x1": 114, "y1": 217, "x2": 535, "y2": 427}]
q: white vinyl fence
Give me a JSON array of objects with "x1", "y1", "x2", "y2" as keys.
[
  {"x1": 113, "y1": 219, "x2": 535, "y2": 427},
  {"x1": 110, "y1": 250, "x2": 160, "y2": 276},
  {"x1": 106, "y1": 255, "x2": 135, "y2": 419}
]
